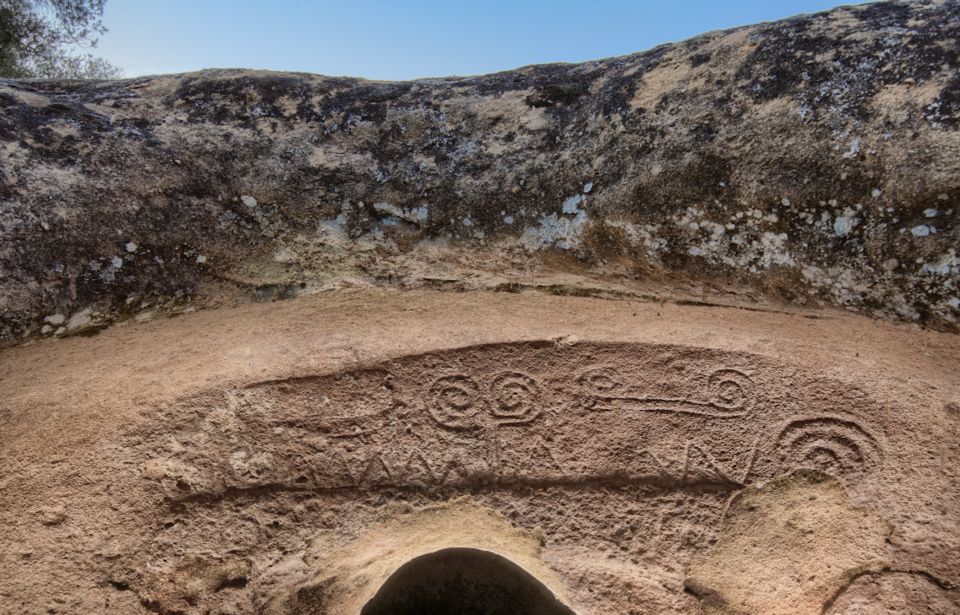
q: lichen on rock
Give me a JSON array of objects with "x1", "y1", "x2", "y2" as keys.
[{"x1": 0, "y1": 0, "x2": 957, "y2": 340}]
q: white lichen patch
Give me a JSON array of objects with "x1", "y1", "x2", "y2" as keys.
[
  {"x1": 44, "y1": 313, "x2": 65, "y2": 326},
  {"x1": 833, "y1": 208, "x2": 859, "y2": 236},
  {"x1": 373, "y1": 202, "x2": 429, "y2": 224},
  {"x1": 521, "y1": 211, "x2": 588, "y2": 251},
  {"x1": 613, "y1": 204, "x2": 801, "y2": 274},
  {"x1": 520, "y1": 192, "x2": 596, "y2": 250},
  {"x1": 755, "y1": 232, "x2": 794, "y2": 267},
  {"x1": 562, "y1": 194, "x2": 584, "y2": 214},
  {"x1": 841, "y1": 137, "x2": 861, "y2": 158},
  {"x1": 921, "y1": 250, "x2": 957, "y2": 276},
  {"x1": 603, "y1": 219, "x2": 667, "y2": 255}
]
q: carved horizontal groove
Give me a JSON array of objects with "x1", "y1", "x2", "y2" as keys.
[
  {"x1": 591, "y1": 396, "x2": 750, "y2": 418},
  {"x1": 166, "y1": 473, "x2": 745, "y2": 507}
]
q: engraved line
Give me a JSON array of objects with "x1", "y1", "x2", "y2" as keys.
[
  {"x1": 737, "y1": 433, "x2": 762, "y2": 485},
  {"x1": 591, "y1": 396, "x2": 750, "y2": 418},
  {"x1": 167, "y1": 473, "x2": 745, "y2": 507}
]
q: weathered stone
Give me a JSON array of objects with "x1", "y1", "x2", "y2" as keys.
[
  {"x1": 1, "y1": 5, "x2": 959, "y2": 612},
  {"x1": 0, "y1": 0, "x2": 957, "y2": 341}
]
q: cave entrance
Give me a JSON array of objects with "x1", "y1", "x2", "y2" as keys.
[{"x1": 360, "y1": 547, "x2": 576, "y2": 615}]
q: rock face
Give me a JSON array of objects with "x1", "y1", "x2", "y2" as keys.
[
  {"x1": 1, "y1": 0, "x2": 958, "y2": 340},
  {"x1": 1, "y1": 4, "x2": 960, "y2": 612},
  {"x1": 1, "y1": 291, "x2": 959, "y2": 614}
]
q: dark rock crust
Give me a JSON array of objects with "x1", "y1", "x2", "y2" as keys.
[{"x1": 0, "y1": 0, "x2": 957, "y2": 339}]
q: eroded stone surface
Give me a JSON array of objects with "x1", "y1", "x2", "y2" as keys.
[
  {"x1": 686, "y1": 470, "x2": 892, "y2": 615},
  {"x1": 0, "y1": 289, "x2": 957, "y2": 613},
  {"x1": 138, "y1": 342, "x2": 892, "y2": 498},
  {"x1": 1, "y1": 1, "x2": 959, "y2": 611},
  {"x1": 259, "y1": 500, "x2": 574, "y2": 614},
  {"x1": 54, "y1": 340, "x2": 960, "y2": 613},
  {"x1": 825, "y1": 571, "x2": 960, "y2": 614},
  {"x1": 0, "y1": 0, "x2": 958, "y2": 341}
]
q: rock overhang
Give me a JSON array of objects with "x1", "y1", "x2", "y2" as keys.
[{"x1": 0, "y1": 0, "x2": 958, "y2": 342}]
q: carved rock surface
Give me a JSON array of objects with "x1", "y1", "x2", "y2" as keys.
[
  {"x1": 1, "y1": 0, "x2": 959, "y2": 341},
  {"x1": 1, "y1": 2, "x2": 959, "y2": 614},
  {"x1": 0, "y1": 290, "x2": 958, "y2": 613},
  {"x1": 687, "y1": 470, "x2": 892, "y2": 615}
]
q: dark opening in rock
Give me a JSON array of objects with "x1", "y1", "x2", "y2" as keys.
[{"x1": 360, "y1": 548, "x2": 575, "y2": 615}]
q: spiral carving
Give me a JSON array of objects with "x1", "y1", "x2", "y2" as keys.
[
  {"x1": 576, "y1": 366, "x2": 624, "y2": 410},
  {"x1": 490, "y1": 371, "x2": 542, "y2": 424},
  {"x1": 576, "y1": 367, "x2": 623, "y2": 393},
  {"x1": 775, "y1": 416, "x2": 883, "y2": 478},
  {"x1": 428, "y1": 374, "x2": 487, "y2": 430},
  {"x1": 707, "y1": 369, "x2": 754, "y2": 413}
]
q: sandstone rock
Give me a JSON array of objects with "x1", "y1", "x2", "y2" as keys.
[
  {"x1": 0, "y1": 287, "x2": 957, "y2": 613},
  {"x1": 39, "y1": 506, "x2": 66, "y2": 526},
  {"x1": 686, "y1": 470, "x2": 892, "y2": 615},
  {"x1": 0, "y1": 2, "x2": 958, "y2": 614}
]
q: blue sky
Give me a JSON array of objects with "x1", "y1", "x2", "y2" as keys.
[{"x1": 94, "y1": 0, "x2": 873, "y2": 80}]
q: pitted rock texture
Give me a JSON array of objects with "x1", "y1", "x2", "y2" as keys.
[
  {"x1": 1, "y1": 290, "x2": 959, "y2": 613},
  {"x1": 687, "y1": 470, "x2": 893, "y2": 615},
  {"x1": 1, "y1": 0, "x2": 959, "y2": 340}
]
